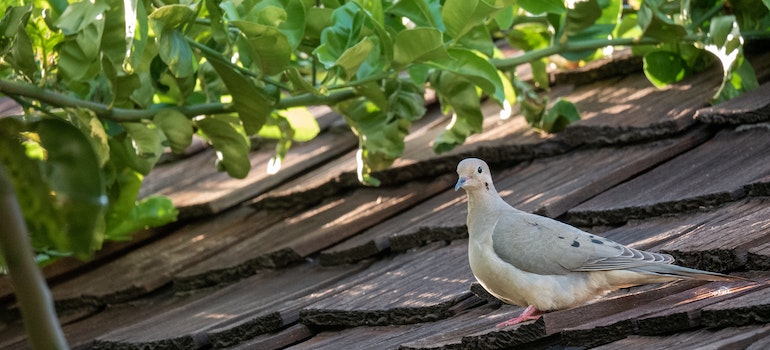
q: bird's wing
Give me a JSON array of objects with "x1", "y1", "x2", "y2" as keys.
[{"x1": 491, "y1": 210, "x2": 674, "y2": 276}]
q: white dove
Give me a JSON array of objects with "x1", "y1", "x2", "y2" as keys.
[{"x1": 454, "y1": 158, "x2": 741, "y2": 327}]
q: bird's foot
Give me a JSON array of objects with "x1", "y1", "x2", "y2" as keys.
[{"x1": 496, "y1": 305, "x2": 542, "y2": 328}]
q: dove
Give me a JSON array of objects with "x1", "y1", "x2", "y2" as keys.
[{"x1": 455, "y1": 158, "x2": 742, "y2": 327}]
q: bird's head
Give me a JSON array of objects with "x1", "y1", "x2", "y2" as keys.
[{"x1": 455, "y1": 158, "x2": 494, "y2": 193}]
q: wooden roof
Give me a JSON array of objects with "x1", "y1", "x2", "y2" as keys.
[{"x1": 2, "y1": 49, "x2": 770, "y2": 349}]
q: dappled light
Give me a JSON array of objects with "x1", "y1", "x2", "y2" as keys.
[{"x1": 675, "y1": 284, "x2": 758, "y2": 306}]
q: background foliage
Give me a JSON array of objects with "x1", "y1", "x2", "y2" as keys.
[{"x1": 0, "y1": 0, "x2": 768, "y2": 266}]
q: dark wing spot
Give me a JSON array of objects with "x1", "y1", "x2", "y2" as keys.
[
  {"x1": 571, "y1": 241, "x2": 580, "y2": 248},
  {"x1": 558, "y1": 236, "x2": 565, "y2": 239},
  {"x1": 591, "y1": 239, "x2": 605, "y2": 245}
]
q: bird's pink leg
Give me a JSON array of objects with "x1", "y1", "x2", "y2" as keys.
[{"x1": 496, "y1": 305, "x2": 543, "y2": 327}]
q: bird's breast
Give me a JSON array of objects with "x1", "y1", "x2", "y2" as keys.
[{"x1": 467, "y1": 238, "x2": 621, "y2": 311}]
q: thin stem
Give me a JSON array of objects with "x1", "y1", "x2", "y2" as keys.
[
  {"x1": 186, "y1": 39, "x2": 291, "y2": 91},
  {"x1": 0, "y1": 166, "x2": 69, "y2": 350}
]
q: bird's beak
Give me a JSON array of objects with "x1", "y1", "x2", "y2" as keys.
[{"x1": 455, "y1": 177, "x2": 466, "y2": 191}]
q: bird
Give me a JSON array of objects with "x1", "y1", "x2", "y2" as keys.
[{"x1": 454, "y1": 158, "x2": 743, "y2": 328}]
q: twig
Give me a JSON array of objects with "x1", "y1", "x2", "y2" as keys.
[{"x1": 0, "y1": 165, "x2": 69, "y2": 350}]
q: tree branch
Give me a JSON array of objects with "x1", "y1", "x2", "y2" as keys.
[
  {"x1": 0, "y1": 165, "x2": 69, "y2": 350},
  {"x1": 0, "y1": 79, "x2": 355, "y2": 122},
  {"x1": 491, "y1": 36, "x2": 670, "y2": 71}
]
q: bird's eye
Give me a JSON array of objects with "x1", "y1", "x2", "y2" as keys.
[{"x1": 477, "y1": 166, "x2": 483, "y2": 174}]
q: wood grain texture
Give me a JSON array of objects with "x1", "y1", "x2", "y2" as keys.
[
  {"x1": 140, "y1": 126, "x2": 358, "y2": 218},
  {"x1": 50, "y1": 206, "x2": 293, "y2": 312},
  {"x1": 301, "y1": 241, "x2": 474, "y2": 327},
  {"x1": 94, "y1": 262, "x2": 365, "y2": 349},
  {"x1": 570, "y1": 128, "x2": 770, "y2": 226},
  {"x1": 592, "y1": 325, "x2": 770, "y2": 350},
  {"x1": 695, "y1": 81, "x2": 770, "y2": 124}
]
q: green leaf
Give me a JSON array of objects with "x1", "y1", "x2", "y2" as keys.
[
  {"x1": 643, "y1": 51, "x2": 687, "y2": 88},
  {"x1": 428, "y1": 48, "x2": 505, "y2": 104},
  {"x1": 407, "y1": 63, "x2": 432, "y2": 85},
  {"x1": 0, "y1": 5, "x2": 36, "y2": 78},
  {"x1": 0, "y1": 118, "x2": 64, "y2": 257},
  {"x1": 386, "y1": 79, "x2": 426, "y2": 122},
  {"x1": 258, "y1": 107, "x2": 320, "y2": 142},
  {"x1": 114, "y1": 122, "x2": 165, "y2": 175},
  {"x1": 148, "y1": 4, "x2": 197, "y2": 33},
  {"x1": 55, "y1": 0, "x2": 110, "y2": 82},
  {"x1": 336, "y1": 78, "x2": 424, "y2": 185},
  {"x1": 277, "y1": 0, "x2": 306, "y2": 50},
  {"x1": 355, "y1": 0, "x2": 385, "y2": 25},
  {"x1": 386, "y1": 0, "x2": 443, "y2": 29},
  {"x1": 354, "y1": 7, "x2": 393, "y2": 78},
  {"x1": 442, "y1": 0, "x2": 499, "y2": 40},
  {"x1": 67, "y1": 108, "x2": 110, "y2": 167},
  {"x1": 7, "y1": 20, "x2": 36, "y2": 79},
  {"x1": 104, "y1": 168, "x2": 143, "y2": 237},
  {"x1": 111, "y1": 73, "x2": 142, "y2": 109},
  {"x1": 35, "y1": 118, "x2": 107, "y2": 259},
  {"x1": 123, "y1": 122, "x2": 165, "y2": 159},
  {"x1": 196, "y1": 117, "x2": 251, "y2": 179},
  {"x1": 494, "y1": 5, "x2": 515, "y2": 29},
  {"x1": 355, "y1": 81, "x2": 389, "y2": 111},
  {"x1": 129, "y1": 0, "x2": 150, "y2": 73},
  {"x1": 703, "y1": 15, "x2": 758, "y2": 103},
  {"x1": 507, "y1": 23, "x2": 551, "y2": 51},
  {"x1": 511, "y1": 76, "x2": 546, "y2": 127},
  {"x1": 54, "y1": 0, "x2": 110, "y2": 35},
  {"x1": 153, "y1": 110, "x2": 193, "y2": 154},
  {"x1": 205, "y1": 0, "x2": 228, "y2": 44},
  {"x1": 431, "y1": 71, "x2": 484, "y2": 153},
  {"x1": 232, "y1": 20, "x2": 292, "y2": 76},
  {"x1": 457, "y1": 24, "x2": 495, "y2": 56},
  {"x1": 99, "y1": 0, "x2": 130, "y2": 73},
  {"x1": 304, "y1": 7, "x2": 333, "y2": 46},
  {"x1": 258, "y1": 113, "x2": 295, "y2": 174},
  {"x1": 708, "y1": 15, "x2": 741, "y2": 51},
  {"x1": 201, "y1": 52, "x2": 273, "y2": 135},
  {"x1": 637, "y1": 1, "x2": 687, "y2": 43},
  {"x1": 393, "y1": 27, "x2": 447, "y2": 68},
  {"x1": 540, "y1": 98, "x2": 580, "y2": 133},
  {"x1": 530, "y1": 58, "x2": 549, "y2": 89},
  {"x1": 286, "y1": 67, "x2": 321, "y2": 96},
  {"x1": 729, "y1": 0, "x2": 770, "y2": 31},
  {"x1": 560, "y1": 0, "x2": 622, "y2": 61},
  {"x1": 158, "y1": 29, "x2": 197, "y2": 78},
  {"x1": 517, "y1": 0, "x2": 565, "y2": 15},
  {"x1": 339, "y1": 98, "x2": 408, "y2": 186},
  {"x1": 105, "y1": 195, "x2": 178, "y2": 241},
  {"x1": 334, "y1": 36, "x2": 376, "y2": 80},
  {"x1": 251, "y1": 4, "x2": 287, "y2": 27},
  {"x1": 313, "y1": 0, "x2": 391, "y2": 81},
  {"x1": 564, "y1": 0, "x2": 602, "y2": 35},
  {"x1": 712, "y1": 54, "x2": 758, "y2": 104},
  {"x1": 0, "y1": 5, "x2": 32, "y2": 56},
  {"x1": 613, "y1": 13, "x2": 642, "y2": 39},
  {"x1": 314, "y1": 2, "x2": 364, "y2": 69}
]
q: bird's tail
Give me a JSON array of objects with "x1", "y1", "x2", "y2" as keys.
[{"x1": 630, "y1": 263, "x2": 745, "y2": 282}]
